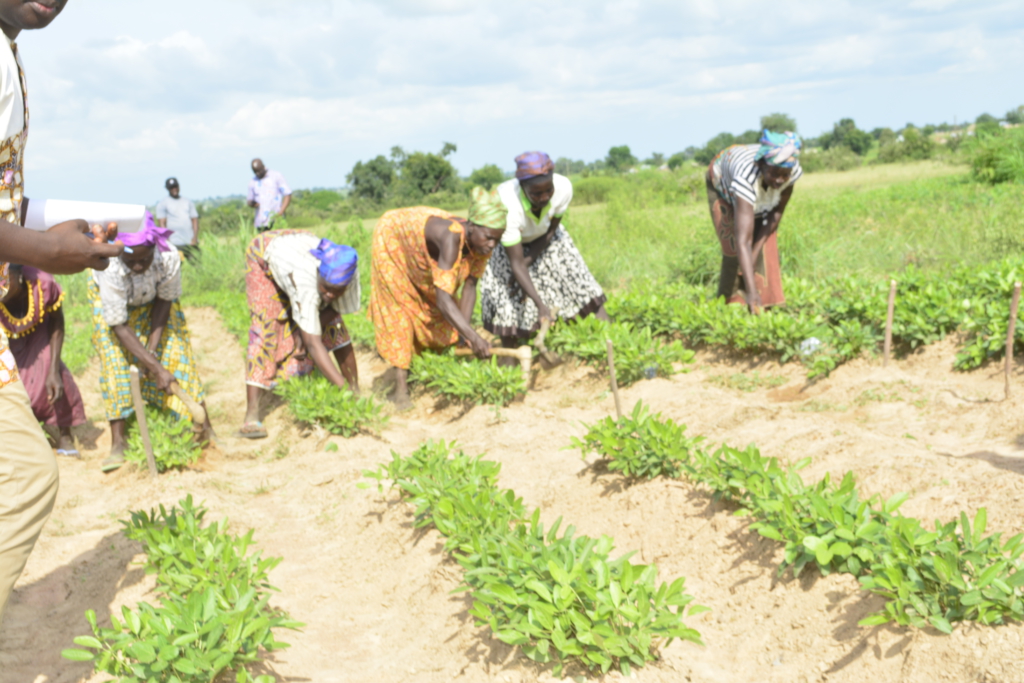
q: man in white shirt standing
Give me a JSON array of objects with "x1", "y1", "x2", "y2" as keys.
[
  {"x1": 155, "y1": 177, "x2": 200, "y2": 262},
  {"x1": 247, "y1": 158, "x2": 292, "y2": 232}
]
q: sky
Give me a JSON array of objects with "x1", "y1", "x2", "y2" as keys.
[{"x1": 15, "y1": 0, "x2": 1024, "y2": 204}]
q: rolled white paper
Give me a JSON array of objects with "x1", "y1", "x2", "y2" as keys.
[{"x1": 23, "y1": 198, "x2": 147, "y2": 233}]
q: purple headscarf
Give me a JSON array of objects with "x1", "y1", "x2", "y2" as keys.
[
  {"x1": 310, "y1": 238, "x2": 358, "y2": 286},
  {"x1": 119, "y1": 212, "x2": 173, "y2": 252},
  {"x1": 515, "y1": 151, "x2": 554, "y2": 180}
]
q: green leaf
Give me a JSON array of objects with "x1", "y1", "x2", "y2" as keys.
[
  {"x1": 61, "y1": 648, "x2": 95, "y2": 662},
  {"x1": 928, "y1": 616, "x2": 953, "y2": 634},
  {"x1": 489, "y1": 584, "x2": 521, "y2": 605},
  {"x1": 72, "y1": 636, "x2": 103, "y2": 649}
]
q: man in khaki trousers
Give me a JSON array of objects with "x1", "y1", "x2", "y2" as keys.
[{"x1": 0, "y1": 0, "x2": 124, "y2": 620}]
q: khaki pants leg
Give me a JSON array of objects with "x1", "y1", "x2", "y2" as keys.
[{"x1": 0, "y1": 380, "x2": 59, "y2": 619}]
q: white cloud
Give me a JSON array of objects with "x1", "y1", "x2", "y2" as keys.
[{"x1": 13, "y1": 0, "x2": 1024, "y2": 202}]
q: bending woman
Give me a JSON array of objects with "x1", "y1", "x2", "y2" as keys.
[
  {"x1": 242, "y1": 231, "x2": 360, "y2": 438},
  {"x1": 90, "y1": 219, "x2": 212, "y2": 471},
  {"x1": 368, "y1": 187, "x2": 505, "y2": 409},
  {"x1": 0, "y1": 265, "x2": 86, "y2": 456},
  {"x1": 481, "y1": 151, "x2": 608, "y2": 346},
  {"x1": 706, "y1": 130, "x2": 802, "y2": 313}
]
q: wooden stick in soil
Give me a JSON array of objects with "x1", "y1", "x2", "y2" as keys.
[
  {"x1": 606, "y1": 339, "x2": 623, "y2": 420},
  {"x1": 884, "y1": 280, "x2": 897, "y2": 367},
  {"x1": 129, "y1": 366, "x2": 159, "y2": 478},
  {"x1": 1006, "y1": 282, "x2": 1021, "y2": 400}
]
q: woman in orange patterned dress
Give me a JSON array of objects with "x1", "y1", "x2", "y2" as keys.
[{"x1": 368, "y1": 187, "x2": 506, "y2": 409}]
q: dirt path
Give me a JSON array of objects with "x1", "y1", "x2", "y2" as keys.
[{"x1": 3, "y1": 308, "x2": 1024, "y2": 683}]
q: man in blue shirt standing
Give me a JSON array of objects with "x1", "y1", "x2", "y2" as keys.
[
  {"x1": 155, "y1": 177, "x2": 200, "y2": 261},
  {"x1": 247, "y1": 158, "x2": 292, "y2": 232}
]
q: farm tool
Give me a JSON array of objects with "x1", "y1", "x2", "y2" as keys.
[
  {"x1": 455, "y1": 345, "x2": 533, "y2": 381},
  {"x1": 128, "y1": 366, "x2": 159, "y2": 478},
  {"x1": 453, "y1": 307, "x2": 562, "y2": 383},
  {"x1": 534, "y1": 306, "x2": 562, "y2": 367}
]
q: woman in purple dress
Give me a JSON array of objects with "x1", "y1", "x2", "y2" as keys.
[{"x1": 0, "y1": 265, "x2": 86, "y2": 456}]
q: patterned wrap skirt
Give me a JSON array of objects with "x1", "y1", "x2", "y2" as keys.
[
  {"x1": 705, "y1": 167, "x2": 785, "y2": 307},
  {"x1": 245, "y1": 230, "x2": 350, "y2": 389},
  {"x1": 480, "y1": 227, "x2": 607, "y2": 338},
  {"x1": 88, "y1": 280, "x2": 205, "y2": 422}
]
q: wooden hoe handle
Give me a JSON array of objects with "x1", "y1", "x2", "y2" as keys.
[
  {"x1": 454, "y1": 345, "x2": 533, "y2": 380},
  {"x1": 169, "y1": 381, "x2": 208, "y2": 426}
]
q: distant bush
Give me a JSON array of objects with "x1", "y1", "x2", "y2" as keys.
[
  {"x1": 878, "y1": 128, "x2": 935, "y2": 163},
  {"x1": 801, "y1": 146, "x2": 861, "y2": 173},
  {"x1": 971, "y1": 127, "x2": 1024, "y2": 184},
  {"x1": 573, "y1": 169, "x2": 703, "y2": 207}
]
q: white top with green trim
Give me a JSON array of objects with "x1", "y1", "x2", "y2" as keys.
[{"x1": 496, "y1": 174, "x2": 573, "y2": 247}]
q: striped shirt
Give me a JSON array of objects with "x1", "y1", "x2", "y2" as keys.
[
  {"x1": 711, "y1": 144, "x2": 802, "y2": 216},
  {"x1": 263, "y1": 232, "x2": 361, "y2": 336}
]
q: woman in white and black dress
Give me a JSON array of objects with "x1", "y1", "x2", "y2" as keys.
[{"x1": 480, "y1": 151, "x2": 608, "y2": 348}]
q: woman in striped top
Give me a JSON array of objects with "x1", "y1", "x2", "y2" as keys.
[{"x1": 706, "y1": 130, "x2": 803, "y2": 313}]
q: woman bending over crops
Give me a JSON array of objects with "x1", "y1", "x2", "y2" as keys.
[
  {"x1": 90, "y1": 218, "x2": 212, "y2": 471},
  {"x1": 241, "y1": 231, "x2": 360, "y2": 438},
  {"x1": 480, "y1": 152, "x2": 608, "y2": 346},
  {"x1": 0, "y1": 265, "x2": 86, "y2": 456},
  {"x1": 368, "y1": 187, "x2": 505, "y2": 409},
  {"x1": 706, "y1": 130, "x2": 803, "y2": 313}
]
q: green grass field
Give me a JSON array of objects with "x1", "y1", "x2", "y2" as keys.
[{"x1": 55, "y1": 160, "x2": 1024, "y2": 374}]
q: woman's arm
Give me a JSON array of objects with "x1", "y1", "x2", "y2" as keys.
[
  {"x1": 747, "y1": 185, "x2": 795, "y2": 269},
  {"x1": 299, "y1": 329, "x2": 356, "y2": 390},
  {"x1": 45, "y1": 307, "x2": 66, "y2": 404},
  {"x1": 732, "y1": 198, "x2": 762, "y2": 313},
  {"x1": 506, "y1": 243, "x2": 552, "y2": 321},
  {"x1": 146, "y1": 298, "x2": 172, "y2": 355},
  {"x1": 113, "y1": 321, "x2": 175, "y2": 393},
  {"x1": 428, "y1": 220, "x2": 491, "y2": 358}
]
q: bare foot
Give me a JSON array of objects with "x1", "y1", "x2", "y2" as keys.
[
  {"x1": 56, "y1": 428, "x2": 76, "y2": 453},
  {"x1": 392, "y1": 392, "x2": 414, "y2": 412}
]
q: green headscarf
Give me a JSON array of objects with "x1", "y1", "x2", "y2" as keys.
[{"x1": 468, "y1": 186, "x2": 508, "y2": 230}]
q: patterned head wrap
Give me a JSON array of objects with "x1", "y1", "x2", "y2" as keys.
[
  {"x1": 514, "y1": 151, "x2": 554, "y2": 180},
  {"x1": 310, "y1": 238, "x2": 358, "y2": 286},
  {"x1": 120, "y1": 211, "x2": 172, "y2": 252},
  {"x1": 467, "y1": 186, "x2": 508, "y2": 230},
  {"x1": 755, "y1": 130, "x2": 802, "y2": 168}
]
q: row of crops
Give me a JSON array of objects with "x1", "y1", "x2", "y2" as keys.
[
  {"x1": 65, "y1": 400, "x2": 1024, "y2": 678},
  {"x1": 63, "y1": 496, "x2": 300, "y2": 682},
  {"x1": 608, "y1": 254, "x2": 1024, "y2": 378}
]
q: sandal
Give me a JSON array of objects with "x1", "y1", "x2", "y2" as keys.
[
  {"x1": 101, "y1": 453, "x2": 125, "y2": 473},
  {"x1": 56, "y1": 448, "x2": 81, "y2": 459},
  {"x1": 237, "y1": 421, "x2": 268, "y2": 439}
]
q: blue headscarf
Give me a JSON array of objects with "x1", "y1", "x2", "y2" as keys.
[
  {"x1": 310, "y1": 238, "x2": 358, "y2": 286},
  {"x1": 755, "y1": 130, "x2": 802, "y2": 168}
]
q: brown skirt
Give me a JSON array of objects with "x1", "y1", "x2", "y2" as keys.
[{"x1": 705, "y1": 175, "x2": 785, "y2": 307}]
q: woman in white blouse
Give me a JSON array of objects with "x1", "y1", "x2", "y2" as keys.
[
  {"x1": 240, "y1": 230, "x2": 360, "y2": 438},
  {"x1": 89, "y1": 218, "x2": 211, "y2": 471},
  {"x1": 480, "y1": 152, "x2": 608, "y2": 347}
]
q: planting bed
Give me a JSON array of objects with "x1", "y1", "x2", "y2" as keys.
[{"x1": 4, "y1": 305, "x2": 1024, "y2": 682}]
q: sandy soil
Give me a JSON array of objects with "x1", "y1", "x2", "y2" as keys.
[{"x1": 4, "y1": 306, "x2": 1024, "y2": 683}]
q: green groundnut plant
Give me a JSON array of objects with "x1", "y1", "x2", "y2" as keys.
[
  {"x1": 62, "y1": 496, "x2": 302, "y2": 682},
  {"x1": 125, "y1": 407, "x2": 202, "y2": 473},
  {"x1": 364, "y1": 441, "x2": 706, "y2": 677},
  {"x1": 546, "y1": 317, "x2": 694, "y2": 386},
  {"x1": 607, "y1": 256, "x2": 1024, "y2": 378},
  {"x1": 575, "y1": 403, "x2": 1024, "y2": 632},
  {"x1": 410, "y1": 349, "x2": 525, "y2": 406},
  {"x1": 274, "y1": 374, "x2": 386, "y2": 436}
]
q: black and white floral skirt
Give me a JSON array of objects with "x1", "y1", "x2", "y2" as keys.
[{"x1": 480, "y1": 227, "x2": 607, "y2": 338}]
